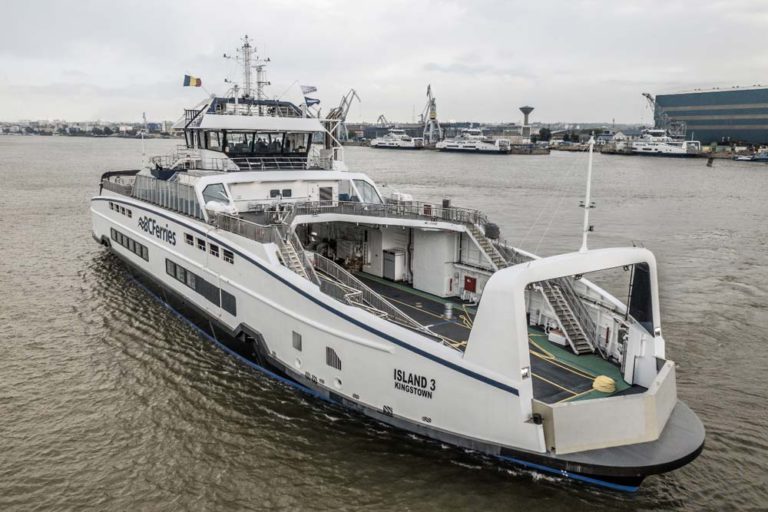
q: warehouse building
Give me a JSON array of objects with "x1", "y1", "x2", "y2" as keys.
[{"x1": 654, "y1": 87, "x2": 768, "y2": 145}]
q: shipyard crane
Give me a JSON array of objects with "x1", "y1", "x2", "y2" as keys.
[
  {"x1": 643, "y1": 92, "x2": 686, "y2": 138},
  {"x1": 376, "y1": 114, "x2": 392, "y2": 128},
  {"x1": 421, "y1": 85, "x2": 442, "y2": 144},
  {"x1": 326, "y1": 89, "x2": 360, "y2": 141}
]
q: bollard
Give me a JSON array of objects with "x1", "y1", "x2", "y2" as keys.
[{"x1": 444, "y1": 302, "x2": 453, "y2": 320}]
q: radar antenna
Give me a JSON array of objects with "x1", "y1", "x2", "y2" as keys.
[{"x1": 223, "y1": 35, "x2": 271, "y2": 113}]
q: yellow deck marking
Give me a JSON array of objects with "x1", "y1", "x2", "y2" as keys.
[
  {"x1": 556, "y1": 388, "x2": 595, "y2": 403},
  {"x1": 528, "y1": 337, "x2": 597, "y2": 380},
  {"x1": 532, "y1": 373, "x2": 576, "y2": 395}
]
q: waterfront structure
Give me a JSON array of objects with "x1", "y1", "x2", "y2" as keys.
[
  {"x1": 90, "y1": 38, "x2": 704, "y2": 492},
  {"x1": 651, "y1": 87, "x2": 768, "y2": 144}
]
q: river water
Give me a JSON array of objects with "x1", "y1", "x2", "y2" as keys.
[{"x1": 1, "y1": 136, "x2": 766, "y2": 511}]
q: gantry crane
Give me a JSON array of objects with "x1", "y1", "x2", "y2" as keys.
[
  {"x1": 421, "y1": 85, "x2": 442, "y2": 143},
  {"x1": 326, "y1": 89, "x2": 360, "y2": 141}
]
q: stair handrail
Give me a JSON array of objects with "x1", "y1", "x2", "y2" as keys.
[
  {"x1": 556, "y1": 276, "x2": 602, "y2": 355},
  {"x1": 312, "y1": 253, "x2": 432, "y2": 335},
  {"x1": 469, "y1": 224, "x2": 508, "y2": 269}
]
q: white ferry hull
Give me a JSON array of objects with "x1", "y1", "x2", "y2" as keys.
[
  {"x1": 370, "y1": 141, "x2": 423, "y2": 149},
  {"x1": 435, "y1": 141, "x2": 509, "y2": 154},
  {"x1": 91, "y1": 193, "x2": 704, "y2": 491}
]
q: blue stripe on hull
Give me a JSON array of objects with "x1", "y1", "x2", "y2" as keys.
[{"x1": 119, "y1": 256, "x2": 640, "y2": 493}]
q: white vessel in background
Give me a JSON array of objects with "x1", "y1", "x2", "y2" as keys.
[
  {"x1": 622, "y1": 129, "x2": 701, "y2": 157},
  {"x1": 436, "y1": 128, "x2": 510, "y2": 154},
  {"x1": 91, "y1": 38, "x2": 704, "y2": 492},
  {"x1": 370, "y1": 129, "x2": 424, "y2": 149}
]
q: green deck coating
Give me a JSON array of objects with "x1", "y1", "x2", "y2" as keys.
[
  {"x1": 528, "y1": 327, "x2": 630, "y2": 397},
  {"x1": 356, "y1": 272, "x2": 630, "y2": 402}
]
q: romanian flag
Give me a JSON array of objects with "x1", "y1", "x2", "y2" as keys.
[{"x1": 183, "y1": 75, "x2": 202, "y2": 87}]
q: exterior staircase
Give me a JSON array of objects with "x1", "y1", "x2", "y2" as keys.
[
  {"x1": 467, "y1": 224, "x2": 598, "y2": 356},
  {"x1": 275, "y1": 227, "x2": 320, "y2": 285},
  {"x1": 278, "y1": 239, "x2": 309, "y2": 278},
  {"x1": 541, "y1": 282, "x2": 595, "y2": 354},
  {"x1": 467, "y1": 224, "x2": 509, "y2": 270}
]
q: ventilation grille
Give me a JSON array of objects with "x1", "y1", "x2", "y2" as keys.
[{"x1": 326, "y1": 347, "x2": 342, "y2": 370}]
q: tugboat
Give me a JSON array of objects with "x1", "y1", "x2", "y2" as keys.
[
  {"x1": 436, "y1": 128, "x2": 510, "y2": 154},
  {"x1": 91, "y1": 37, "x2": 704, "y2": 491},
  {"x1": 370, "y1": 128, "x2": 424, "y2": 149}
]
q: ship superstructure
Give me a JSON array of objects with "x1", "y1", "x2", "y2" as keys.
[
  {"x1": 370, "y1": 128, "x2": 424, "y2": 149},
  {"x1": 436, "y1": 128, "x2": 511, "y2": 153},
  {"x1": 91, "y1": 38, "x2": 704, "y2": 491}
]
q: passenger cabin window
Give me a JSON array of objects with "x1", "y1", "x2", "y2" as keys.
[
  {"x1": 352, "y1": 180, "x2": 382, "y2": 204},
  {"x1": 202, "y1": 184, "x2": 229, "y2": 205},
  {"x1": 281, "y1": 189, "x2": 292, "y2": 198}
]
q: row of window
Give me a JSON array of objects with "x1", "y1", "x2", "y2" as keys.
[
  {"x1": 184, "y1": 233, "x2": 234, "y2": 264},
  {"x1": 111, "y1": 228, "x2": 148, "y2": 261},
  {"x1": 109, "y1": 202, "x2": 132, "y2": 218},
  {"x1": 165, "y1": 259, "x2": 237, "y2": 316}
]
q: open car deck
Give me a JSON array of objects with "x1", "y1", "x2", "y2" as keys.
[{"x1": 356, "y1": 273, "x2": 646, "y2": 404}]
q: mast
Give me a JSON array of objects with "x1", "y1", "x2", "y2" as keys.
[
  {"x1": 224, "y1": 35, "x2": 270, "y2": 113},
  {"x1": 242, "y1": 36, "x2": 252, "y2": 98},
  {"x1": 579, "y1": 136, "x2": 596, "y2": 252}
]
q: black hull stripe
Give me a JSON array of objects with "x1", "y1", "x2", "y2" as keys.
[{"x1": 92, "y1": 197, "x2": 519, "y2": 396}]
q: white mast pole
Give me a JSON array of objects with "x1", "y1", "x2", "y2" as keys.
[
  {"x1": 580, "y1": 136, "x2": 595, "y2": 253},
  {"x1": 243, "y1": 35, "x2": 252, "y2": 98}
]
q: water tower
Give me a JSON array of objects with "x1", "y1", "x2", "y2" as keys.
[{"x1": 520, "y1": 106, "x2": 534, "y2": 140}]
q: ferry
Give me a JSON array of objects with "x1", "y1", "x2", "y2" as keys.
[
  {"x1": 435, "y1": 128, "x2": 510, "y2": 154},
  {"x1": 622, "y1": 129, "x2": 701, "y2": 157},
  {"x1": 370, "y1": 129, "x2": 424, "y2": 149},
  {"x1": 91, "y1": 39, "x2": 704, "y2": 492}
]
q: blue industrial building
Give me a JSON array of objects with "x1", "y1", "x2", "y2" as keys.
[{"x1": 655, "y1": 87, "x2": 768, "y2": 145}]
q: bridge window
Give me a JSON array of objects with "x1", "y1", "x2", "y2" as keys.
[
  {"x1": 202, "y1": 183, "x2": 229, "y2": 205},
  {"x1": 352, "y1": 180, "x2": 382, "y2": 204},
  {"x1": 225, "y1": 132, "x2": 253, "y2": 154},
  {"x1": 206, "y1": 131, "x2": 222, "y2": 151}
]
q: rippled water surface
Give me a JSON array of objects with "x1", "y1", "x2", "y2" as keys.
[{"x1": 1, "y1": 136, "x2": 767, "y2": 511}]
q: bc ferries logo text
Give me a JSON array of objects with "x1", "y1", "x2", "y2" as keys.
[
  {"x1": 394, "y1": 369, "x2": 435, "y2": 399},
  {"x1": 138, "y1": 216, "x2": 177, "y2": 246}
]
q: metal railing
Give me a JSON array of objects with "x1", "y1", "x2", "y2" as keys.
[
  {"x1": 132, "y1": 174, "x2": 203, "y2": 219},
  {"x1": 312, "y1": 253, "x2": 428, "y2": 334},
  {"x1": 209, "y1": 212, "x2": 280, "y2": 244},
  {"x1": 102, "y1": 179, "x2": 133, "y2": 196},
  {"x1": 229, "y1": 156, "x2": 309, "y2": 170},
  {"x1": 557, "y1": 275, "x2": 602, "y2": 355},
  {"x1": 293, "y1": 200, "x2": 488, "y2": 227}
]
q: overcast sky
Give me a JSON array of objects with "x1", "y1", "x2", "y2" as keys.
[{"x1": 2, "y1": 0, "x2": 767, "y2": 124}]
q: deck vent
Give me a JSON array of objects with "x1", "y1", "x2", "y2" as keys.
[
  {"x1": 326, "y1": 347, "x2": 342, "y2": 370},
  {"x1": 292, "y1": 331, "x2": 302, "y2": 351}
]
